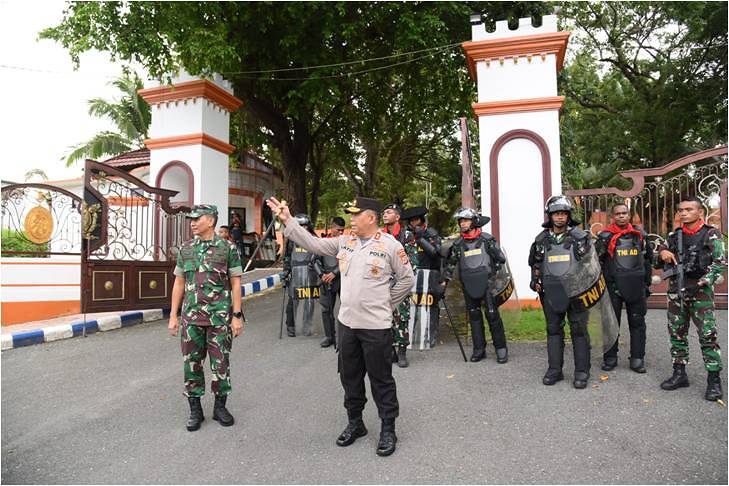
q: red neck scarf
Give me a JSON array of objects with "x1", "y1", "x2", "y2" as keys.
[
  {"x1": 462, "y1": 228, "x2": 481, "y2": 240},
  {"x1": 382, "y1": 223, "x2": 401, "y2": 238},
  {"x1": 606, "y1": 223, "x2": 643, "y2": 256},
  {"x1": 681, "y1": 219, "x2": 705, "y2": 236}
]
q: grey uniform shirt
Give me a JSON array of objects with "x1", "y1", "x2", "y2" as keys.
[{"x1": 284, "y1": 218, "x2": 415, "y2": 330}]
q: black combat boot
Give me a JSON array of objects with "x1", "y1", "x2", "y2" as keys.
[
  {"x1": 572, "y1": 335, "x2": 591, "y2": 389},
  {"x1": 397, "y1": 346, "x2": 409, "y2": 368},
  {"x1": 496, "y1": 347, "x2": 508, "y2": 364},
  {"x1": 660, "y1": 364, "x2": 689, "y2": 390},
  {"x1": 376, "y1": 418, "x2": 397, "y2": 457},
  {"x1": 186, "y1": 396, "x2": 204, "y2": 432},
  {"x1": 320, "y1": 336, "x2": 334, "y2": 348},
  {"x1": 470, "y1": 349, "x2": 486, "y2": 362},
  {"x1": 601, "y1": 355, "x2": 618, "y2": 371},
  {"x1": 543, "y1": 335, "x2": 564, "y2": 385},
  {"x1": 212, "y1": 395, "x2": 235, "y2": 426},
  {"x1": 286, "y1": 326, "x2": 296, "y2": 337},
  {"x1": 336, "y1": 414, "x2": 368, "y2": 447},
  {"x1": 705, "y1": 371, "x2": 723, "y2": 401},
  {"x1": 629, "y1": 357, "x2": 646, "y2": 374}
]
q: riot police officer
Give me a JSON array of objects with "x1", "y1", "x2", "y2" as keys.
[
  {"x1": 443, "y1": 208, "x2": 509, "y2": 363},
  {"x1": 528, "y1": 196, "x2": 594, "y2": 389},
  {"x1": 313, "y1": 217, "x2": 345, "y2": 348},
  {"x1": 283, "y1": 214, "x2": 319, "y2": 337},
  {"x1": 596, "y1": 203, "x2": 653, "y2": 373},
  {"x1": 401, "y1": 206, "x2": 443, "y2": 350},
  {"x1": 656, "y1": 197, "x2": 726, "y2": 401}
]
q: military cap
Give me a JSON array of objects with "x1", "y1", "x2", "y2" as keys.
[
  {"x1": 187, "y1": 204, "x2": 218, "y2": 218},
  {"x1": 345, "y1": 197, "x2": 382, "y2": 214},
  {"x1": 401, "y1": 206, "x2": 428, "y2": 221},
  {"x1": 383, "y1": 203, "x2": 402, "y2": 214}
]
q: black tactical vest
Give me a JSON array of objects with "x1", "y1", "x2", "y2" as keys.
[
  {"x1": 679, "y1": 226, "x2": 713, "y2": 279},
  {"x1": 458, "y1": 237, "x2": 491, "y2": 299},
  {"x1": 291, "y1": 244, "x2": 315, "y2": 266},
  {"x1": 415, "y1": 227, "x2": 441, "y2": 270}
]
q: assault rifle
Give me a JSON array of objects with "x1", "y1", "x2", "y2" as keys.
[{"x1": 662, "y1": 229, "x2": 686, "y2": 313}]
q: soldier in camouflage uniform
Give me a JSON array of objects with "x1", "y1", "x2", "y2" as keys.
[
  {"x1": 656, "y1": 197, "x2": 727, "y2": 401},
  {"x1": 169, "y1": 205, "x2": 244, "y2": 431},
  {"x1": 382, "y1": 203, "x2": 418, "y2": 367}
]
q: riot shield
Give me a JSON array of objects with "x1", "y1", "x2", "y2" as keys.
[
  {"x1": 407, "y1": 269, "x2": 442, "y2": 350},
  {"x1": 489, "y1": 248, "x2": 521, "y2": 329},
  {"x1": 565, "y1": 247, "x2": 619, "y2": 355},
  {"x1": 290, "y1": 265, "x2": 320, "y2": 336}
]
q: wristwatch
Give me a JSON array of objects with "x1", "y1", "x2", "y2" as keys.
[{"x1": 232, "y1": 311, "x2": 243, "y2": 319}]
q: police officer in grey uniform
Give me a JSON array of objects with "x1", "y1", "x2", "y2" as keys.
[
  {"x1": 313, "y1": 216, "x2": 345, "y2": 347},
  {"x1": 267, "y1": 196, "x2": 414, "y2": 457}
]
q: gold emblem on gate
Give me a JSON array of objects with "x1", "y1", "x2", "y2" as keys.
[
  {"x1": 104, "y1": 281, "x2": 114, "y2": 291},
  {"x1": 24, "y1": 206, "x2": 53, "y2": 244},
  {"x1": 149, "y1": 280, "x2": 158, "y2": 289}
]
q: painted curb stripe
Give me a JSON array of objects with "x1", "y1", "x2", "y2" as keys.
[{"x1": 3, "y1": 273, "x2": 284, "y2": 350}]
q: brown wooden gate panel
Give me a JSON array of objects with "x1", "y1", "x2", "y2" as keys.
[
  {"x1": 566, "y1": 146, "x2": 728, "y2": 309},
  {"x1": 82, "y1": 160, "x2": 190, "y2": 313}
]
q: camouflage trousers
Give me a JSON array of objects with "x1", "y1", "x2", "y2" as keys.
[
  {"x1": 667, "y1": 287, "x2": 722, "y2": 372},
  {"x1": 392, "y1": 301, "x2": 410, "y2": 348},
  {"x1": 181, "y1": 324, "x2": 232, "y2": 397}
]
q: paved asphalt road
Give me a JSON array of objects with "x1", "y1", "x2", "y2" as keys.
[{"x1": 2, "y1": 291, "x2": 727, "y2": 484}]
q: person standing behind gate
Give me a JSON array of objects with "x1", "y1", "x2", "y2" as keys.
[
  {"x1": 656, "y1": 197, "x2": 726, "y2": 401},
  {"x1": 168, "y1": 204, "x2": 244, "y2": 431},
  {"x1": 313, "y1": 216, "x2": 346, "y2": 348},
  {"x1": 595, "y1": 203, "x2": 653, "y2": 373},
  {"x1": 266, "y1": 196, "x2": 414, "y2": 457}
]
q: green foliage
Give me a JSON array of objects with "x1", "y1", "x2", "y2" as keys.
[
  {"x1": 63, "y1": 71, "x2": 150, "y2": 166},
  {"x1": 1, "y1": 229, "x2": 49, "y2": 256},
  {"x1": 42, "y1": 1, "x2": 548, "y2": 226},
  {"x1": 559, "y1": 1, "x2": 727, "y2": 190}
]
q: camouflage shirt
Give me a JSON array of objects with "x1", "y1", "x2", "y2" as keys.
[{"x1": 174, "y1": 235, "x2": 243, "y2": 327}]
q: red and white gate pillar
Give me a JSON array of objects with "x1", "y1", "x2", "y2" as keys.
[
  {"x1": 462, "y1": 14, "x2": 569, "y2": 304},
  {"x1": 139, "y1": 71, "x2": 243, "y2": 220}
]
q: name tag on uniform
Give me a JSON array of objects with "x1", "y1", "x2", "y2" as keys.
[
  {"x1": 464, "y1": 248, "x2": 482, "y2": 257},
  {"x1": 548, "y1": 254, "x2": 570, "y2": 263},
  {"x1": 294, "y1": 247, "x2": 308, "y2": 253}
]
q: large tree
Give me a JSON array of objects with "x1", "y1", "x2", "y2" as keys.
[
  {"x1": 558, "y1": 1, "x2": 727, "y2": 190},
  {"x1": 42, "y1": 1, "x2": 547, "y2": 216}
]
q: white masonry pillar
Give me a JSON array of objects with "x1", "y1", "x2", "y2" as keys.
[
  {"x1": 462, "y1": 14, "x2": 570, "y2": 305},
  {"x1": 139, "y1": 71, "x2": 243, "y2": 221}
]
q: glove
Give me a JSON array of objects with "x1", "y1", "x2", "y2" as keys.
[
  {"x1": 529, "y1": 278, "x2": 541, "y2": 292},
  {"x1": 282, "y1": 271, "x2": 291, "y2": 288}
]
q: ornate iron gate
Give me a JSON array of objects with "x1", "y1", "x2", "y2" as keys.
[
  {"x1": 566, "y1": 146, "x2": 728, "y2": 309},
  {"x1": 82, "y1": 160, "x2": 191, "y2": 313},
  {"x1": 1, "y1": 183, "x2": 83, "y2": 257}
]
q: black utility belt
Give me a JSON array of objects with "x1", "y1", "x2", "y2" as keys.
[{"x1": 571, "y1": 274, "x2": 607, "y2": 312}]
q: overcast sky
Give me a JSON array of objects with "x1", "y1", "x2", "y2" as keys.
[{"x1": 0, "y1": 0, "x2": 146, "y2": 184}]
